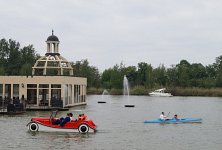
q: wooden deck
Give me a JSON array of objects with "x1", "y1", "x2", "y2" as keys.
[
  {"x1": 25, "y1": 106, "x2": 69, "y2": 111},
  {"x1": 0, "y1": 110, "x2": 26, "y2": 115}
]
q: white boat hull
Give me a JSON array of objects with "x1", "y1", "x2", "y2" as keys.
[
  {"x1": 28, "y1": 122, "x2": 95, "y2": 133},
  {"x1": 149, "y1": 88, "x2": 173, "y2": 97},
  {"x1": 149, "y1": 93, "x2": 172, "y2": 97}
]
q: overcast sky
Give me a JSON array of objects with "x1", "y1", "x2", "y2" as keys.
[{"x1": 0, "y1": 0, "x2": 222, "y2": 72}]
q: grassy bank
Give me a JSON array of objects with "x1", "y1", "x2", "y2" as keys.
[
  {"x1": 87, "y1": 87, "x2": 222, "y2": 97},
  {"x1": 170, "y1": 87, "x2": 222, "y2": 97}
]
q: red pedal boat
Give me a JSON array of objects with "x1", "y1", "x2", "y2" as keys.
[{"x1": 27, "y1": 111, "x2": 97, "y2": 133}]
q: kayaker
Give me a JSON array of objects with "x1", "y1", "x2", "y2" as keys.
[
  {"x1": 159, "y1": 112, "x2": 169, "y2": 120},
  {"x1": 173, "y1": 114, "x2": 179, "y2": 120}
]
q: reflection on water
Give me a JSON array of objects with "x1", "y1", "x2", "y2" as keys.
[{"x1": 0, "y1": 96, "x2": 222, "y2": 150}]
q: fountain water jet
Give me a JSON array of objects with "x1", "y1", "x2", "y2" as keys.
[
  {"x1": 123, "y1": 76, "x2": 129, "y2": 96},
  {"x1": 123, "y1": 75, "x2": 135, "y2": 107},
  {"x1": 98, "y1": 89, "x2": 109, "y2": 103}
]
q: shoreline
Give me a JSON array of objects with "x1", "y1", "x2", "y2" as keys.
[{"x1": 87, "y1": 87, "x2": 222, "y2": 97}]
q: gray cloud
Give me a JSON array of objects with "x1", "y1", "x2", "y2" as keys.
[{"x1": 0, "y1": 0, "x2": 221, "y2": 71}]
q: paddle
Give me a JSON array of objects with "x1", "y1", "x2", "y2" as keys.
[
  {"x1": 164, "y1": 112, "x2": 170, "y2": 120},
  {"x1": 166, "y1": 112, "x2": 170, "y2": 117}
]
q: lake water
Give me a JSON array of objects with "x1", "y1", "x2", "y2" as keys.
[{"x1": 0, "y1": 95, "x2": 222, "y2": 150}]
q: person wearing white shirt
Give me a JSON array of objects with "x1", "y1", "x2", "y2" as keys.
[
  {"x1": 159, "y1": 112, "x2": 167, "y2": 120},
  {"x1": 69, "y1": 113, "x2": 73, "y2": 121}
]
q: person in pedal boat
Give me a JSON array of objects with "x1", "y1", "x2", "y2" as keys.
[
  {"x1": 52, "y1": 113, "x2": 73, "y2": 126},
  {"x1": 69, "y1": 113, "x2": 73, "y2": 120},
  {"x1": 60, "y1": 113, "x2": 73, "y2": 126},
  {"x1": 78, "y1": 114, "x2": 87, "y2": 120},
  {"x1": 52, "y1": 117, "x2": 64, "y2": 125}
]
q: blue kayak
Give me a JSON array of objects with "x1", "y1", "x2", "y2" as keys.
[{"x1": 144, "y1": 118, "x2": 202, "y2": 123}]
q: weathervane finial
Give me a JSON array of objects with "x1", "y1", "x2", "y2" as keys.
[{"x1": 52, "y1": 29, "x2": 54, "y2": 35}]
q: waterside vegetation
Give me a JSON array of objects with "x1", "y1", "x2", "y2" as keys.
[
  {"x1": 88, "y1": 87, "x2": 222, "y2": 97},
  {"x1": 1, "y1": 38, "x2": 222, "y2": 96}
]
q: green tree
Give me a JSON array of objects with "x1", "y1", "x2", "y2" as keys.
[
  {"x1": 72, "y1": 59, "x2": 101, "y2": 88},
  {"x1": 20, "y1": 63, "x2": 33, "y2": 76},
  {"x1": 0, "y1": 38, "x2": 40, "y2": 76},
  {"x1": 189, "y1": 63, "x2": 206, "y2": 87},
  {"x1": 20, "y1": 45, "x2": 39, "y2": 76},
  {"x1": 176, "y1": 60, "x2": 190, "y2": 87},
  {"x1": 166, "y1": 65, "x2": 178, "y2": 86},
  {"x1": 204, "y1": 64, "x2": 216, "y2": 87},
  {"x1": 137, "y1": 62, "x2": 153, "y2": 88},
  {"x1": 0, "y1": 39, "x2": 9, "y2": 67},
  {"x1": 101, "y1": 63, "x2": 124, "y2": 89},
  {"x1": 214, "y1": 56, "x2": 222, "y2": 87},
  {"x1": 101, "y1": 68, "x2": 112, "y2": 89},
  {"x1": 153, "y1": 64, "x2": 167, "y2": 87},
  {"x1": 0, "y1": 66, "x2": 4, "y2": 75},
  {"x1": 110, "y1": 64, "x2": 122, "y2": 89},
  {"x1": 5, "y1": 39, "x2": 21, "y2": 75},
  {"x1": 122, "y1": 66, "x2": 137, "y2": 88}
]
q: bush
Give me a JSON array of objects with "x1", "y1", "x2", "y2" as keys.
[{"x1": 131, "y1": 86, "x2": 148, "y2": 95}]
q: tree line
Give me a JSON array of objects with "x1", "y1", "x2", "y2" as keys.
[
  {"x1": 72, "y1": 53, "x2": 222, "y2": 91},
  {"x1": 1, "y1": 38, "x2": 222, "y2": 91},
  {"x1": 0, "y1": 38, "x2": 40, "y2": 75}
]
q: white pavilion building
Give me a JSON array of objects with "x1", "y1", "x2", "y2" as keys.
[{"x1": 0, "y1": 31, "x2": 87, "y2": 109}]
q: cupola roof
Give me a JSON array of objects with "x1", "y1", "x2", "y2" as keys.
[{"x1": 47, "y1": 30, "x2": 59, "y2": 41}]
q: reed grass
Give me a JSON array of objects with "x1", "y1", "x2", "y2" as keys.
[{"x1": 171, "y1": 87, "x2": 222, "y2": 97}]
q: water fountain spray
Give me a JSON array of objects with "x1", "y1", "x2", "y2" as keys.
[{"x1": 123, "y1": 75, "x2": 135, "y2": 107}]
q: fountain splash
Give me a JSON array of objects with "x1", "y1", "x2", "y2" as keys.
[
  {"x1": 98, "y1": 89, "x2": 109, "y2": 103},
  {"x1": 123, "y1": 75, "x2": 129, "y2": 96},
  {"x1": 102, "y1": 89, "x2": 109, "y2": 97},
  {"x1": 123, "y1": 75, "x2": 135, "y2": 107}
]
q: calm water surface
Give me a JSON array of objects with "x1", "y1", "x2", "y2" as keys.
[{"x1": 0, "y1": 95, "x2": 222, "y2": 150}]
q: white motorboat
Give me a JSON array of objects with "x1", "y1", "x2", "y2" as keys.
[{"x1": 149, "y1": 88, "x2": 173, "y2": 97}]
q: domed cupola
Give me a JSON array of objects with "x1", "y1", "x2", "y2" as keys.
[
  {"x1": 45, "y1": 30, "x2": 60, "y2": 56},
  {"x1": 47, "y1": 31, "x2": 59, "y2": 41},
  {"x1": 32, "y1": 30, "x2": 73, "y2": 76}
]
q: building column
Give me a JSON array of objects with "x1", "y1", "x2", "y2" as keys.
[
  {"x1": 11, "y1": 84, "x2": 13, "y2": 100},
  {"x1": 77, "y1": 85, "x2": 79, "y2": 103},
  {"x1": 83, "y1": 85, "x2": 86, "y2": 102},
  {"x1": 36, "y1": 84, "x2": 39, "y2": 106},
  {"x1": 61, "y1": 84, "x2": 65, "y2": 107},
  {"x1": 49, "y1": 84, "x2": 51, "y2": 107},
  {"x1": 2, "y1": 84, "x2": 5, "y2": 101},
  {"x1": 69, "y1": 84, "x2": 72, "y2": 105},
  {"x1": 72, "y1": 84, "x2": 74, "y2": 104},
  {"x1": 80, "y1": 85, "x2": 82, "y2": 102},
  {"x1": 47, "y1": 43, "x2": 50, "y2": 53}
]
